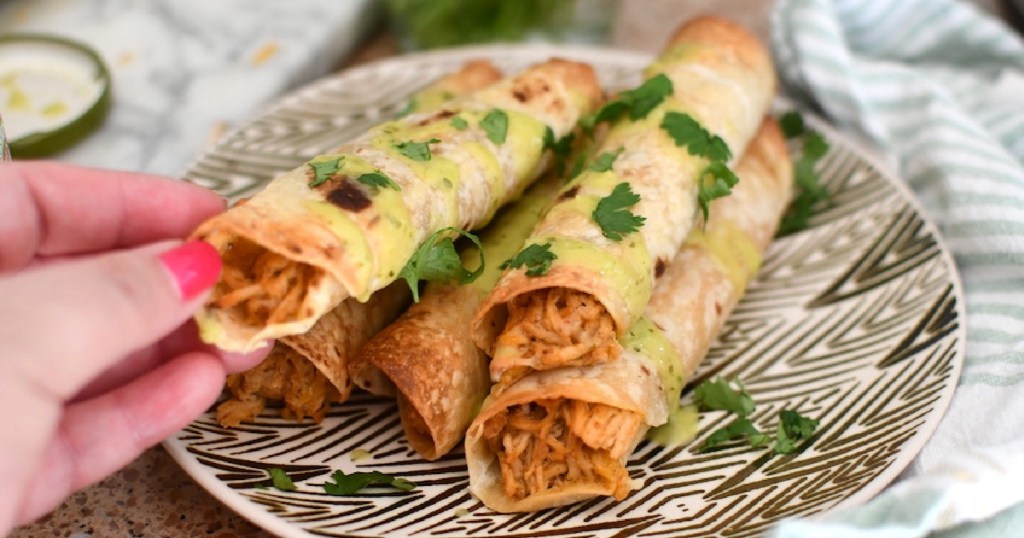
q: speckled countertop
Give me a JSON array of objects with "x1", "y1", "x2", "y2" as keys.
[{"x1": 8, "y1": 0, "x2": 1009, "y2": 537}]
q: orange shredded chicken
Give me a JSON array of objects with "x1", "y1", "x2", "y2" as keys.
[
  {"x1": 216, "y1": 344, "x2": 340, "y2": 427},
  {"x1": 208, "y1": 238, "x2": 318, "y2": 327},
  {"x1": 482, "y1": 399, "x2": 643, "y2": 501},
  {"x1": 493, "y1": 288, "x2": 619, "y2": 385}
]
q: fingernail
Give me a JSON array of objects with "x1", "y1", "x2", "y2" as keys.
[{"x1": 159, "y1": 241, "x2": 222, "y2": 300}]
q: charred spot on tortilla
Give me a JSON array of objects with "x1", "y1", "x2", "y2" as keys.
[
  {"x1": 558, "y1": 185, "x2": 580, "y2": 201},
  {"x1": 655, "y1": 257, "x2": 667, "y2": 278},
  {"x1": 327, "y1": 179, "x2": 372, "y2": 212},
  {"x1": 418, "y1": 109, "x2": 456, "y2": 126},
  {"x1": 509, "y1": 80, "x2": 550, "y2": 104}
]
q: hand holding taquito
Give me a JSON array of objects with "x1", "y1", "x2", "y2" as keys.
[
  {"x1": 216, "y1": 61, "x2": 503, "y2": 426},
  {"x1": 465, "y1": 117, "x2": 793, "y2": 512},
  {"x1": 472, "y1": 16, "x2": 776, "y2": 388},
  {"x1": 193, "y1": 59, "x2": 601, "y2": 352}
]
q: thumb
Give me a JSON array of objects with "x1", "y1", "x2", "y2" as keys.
[{"x1": 0, "y1": 240, "x2": 222, "y2": 399}]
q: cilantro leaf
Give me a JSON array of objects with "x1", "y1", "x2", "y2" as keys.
[
  {"x1": 581, "y1": 74, "x2": 674, "y2": 132},
  {"x1": 395, "y1": 138, "x2": 441, "y2": 161},
  {"x1": 803, "y1": 131, "x2": 829, "y2": 161},
  {"x1": 625, "y1": 74, "x2": 674, "y2": 120},
  {"x1": 779, "y1": 110, "x2": 806, "y2": 139},
  {"x1": 773, "y1": 410, "x2": 819, "y2": 454},
  {"x1": 778, "y1": 122, "x2": 831, "y2": 235},
  {"x1": 323, "y1": 470, "x2": 416, "y2": 495},
  {"x1": 588, "y1": 148, "x2": 624, "y2": 173},
  {"x1": 480, "y1": 109, "x2": 509, "y2": 145},
  {"x1": 450, "y1": 116, "x2": 469, "y2": 130},
  {"x1": 396, "y1": 98, "x2": 417, "y2": 118},
  {"x1": 398, "y1": 227, "x2": 484, "y2": 302},
  {"x1": 697, "y1": 162, "x2": 740, "y2": 223},
  {"x1": 544, "y1": 129, "x2": 575, "y2": 176},
  {"x1": 592, "y1": 182, "x2": 645, "y2": 241},
  {"x1": 581, "y1": 100, "x2": 629, "y2": 133},
  {"x1": 356, "y1": 171, "x2": 401, "y2": 191},
  {"x1": 660, "y1": 112, "x2": 732, "y2": 162},
  {"x1": 308, "y1": 157, "x2": 343, "y2": 187},
  {"x1": 692, "y1": 376, "x2": 755, "y2": 416},
  {"x1": 267, "y1": 468, "x2": 296, "y2": 491},
  {"x1": 567, "y1": 149, "x2": 587, "y2": 181},
  {"x1": 501, "y1": 242, "x2": 556, "y2": 277},
  {"x1": 701, "y1": 417, "x2": 763, "y2": 452}
]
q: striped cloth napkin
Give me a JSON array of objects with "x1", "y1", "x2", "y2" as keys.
[{"x1": 770, "y1": 0, "x2": 1024, "y2": 536}]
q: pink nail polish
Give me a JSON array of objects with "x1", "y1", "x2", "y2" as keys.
[{"x1": 159, "y1": 241, "x2": 222, "y2": 300}]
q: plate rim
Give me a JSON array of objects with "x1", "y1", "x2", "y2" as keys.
[{"x1": 165, "y1": 43, "x2": 968, "y2": 537}]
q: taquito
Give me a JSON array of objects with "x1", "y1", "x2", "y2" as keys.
[
  {"x1": 349, "y1": 175, "x2": 563, "y2": 459},
  {"x1": 193, "y1": 59, "x2": 601, "y2": 352},
  {"x1": 215, "y1": 62, "x2": 503, "y2": 426},
  {"x1": 472, "y1": 16, "x2": 775, "y2": 386},
  {"x1": 465, "y1": 117, "x2": 792, "y2": 512}
]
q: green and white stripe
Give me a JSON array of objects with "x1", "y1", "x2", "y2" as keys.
[{"x1": 772, "y1": 0, "x2": 1024, "y2": 536}]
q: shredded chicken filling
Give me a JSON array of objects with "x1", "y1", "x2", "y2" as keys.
[
  {"x1": 216, "y1": 344, "x2": 340, "y2": 427},
  {"x1": 494, "y1": 288, "x2": 619, "y2": 385},
  {"x1": 482, "y1": 399, "x2": 644, "y2": 501},
  {"x1": 209, "y1": 238, "x2": 319, "y2": 327}
]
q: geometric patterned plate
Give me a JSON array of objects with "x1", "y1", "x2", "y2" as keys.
[{"x1": 164, "y1": 45, "x2": 965, "y2": 538}]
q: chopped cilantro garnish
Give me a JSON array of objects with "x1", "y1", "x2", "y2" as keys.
[
  {"x1": 568, "y1": 150, "x2": 587, "y2": 181},
  {"x1": 592, "y1": 182, "x2": 645, "y2": 241},
  {"x1": 396, "y1": 98, "x2": 417, "y2": 118},
  {"x1": 450, "y1": 116, "x2": 469, "y2": 130},
  {"x1": 480, "y1": 109, "x2": 509, "y2": 144},
  {"x1": 395, "y1": 138, "x2": 441, "y2": 161},
  {"x1": 267, "y1": 468, "x2": 296, "y2": 491},
  {"x1": 582, "y1": 74, "x2": 674, "y2": 132},
  {"x1": 780, "y1": 110, "x2": 806, "y2": 139},
  {"x1": 773, "y1": 410, "x2": 820, "y2": 454},
  {"x1": 356, "y1": 171, "x2": 401, "y2": 191},
  {"x1": 545, "y1": 129, "x2": 576, "y2": 176},
  {"x1": 660, "y1": 112, "x2": 732, "y2": 162},
  {"x1": 624, "y1": 74, "x2": 674, "y2": 120},
  {"x1": 398, "y1": 227, "x2": 484, "y2": 302},
  {"x1": 323, "y1": 470, "x2": 416, "y2": 495},
  {"x1": 693, "y1": 376, "x2": 819, "y2": 454},
  {"x1": 697, "y1": 162, "x2": 740, "y2": 223},
  {"x1": 588, "y1": 148, "x2": 624, "y2": 173},
  {"x1": 803, "y1": 131, "x2": 829, "y2": 161},
  {"x1": 778, "y1": 111, "x2": 832, "y2": 235},
  {"x1": 701, "y1": 417, "x2": 770, "y2": 451},
  {"x1": 693, "y1": 376, "x2": 755, "y2": 416},
  {"x1": 501, "y1": 242, "x2": 556, "y2": 277},
  {"x1": 542, "y1": 126, "x2": 555, "y2": 150},
  {"x1": 660, "y1": 111, "x2": 738, "y2": 223},
  {"x1": 308, "y1": 157, "x2": 343, "y2": 187}
]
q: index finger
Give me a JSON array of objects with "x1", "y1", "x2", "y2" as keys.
[{"x1": 0, "y1": 161, "x2": 226, "y2": 271}]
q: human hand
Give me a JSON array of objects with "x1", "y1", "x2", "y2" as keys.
[{"x1": 0, "y1": 162, "x2": 270, "y2": 533}]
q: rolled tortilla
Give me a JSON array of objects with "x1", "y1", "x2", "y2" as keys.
[
  {"x1": 216, "y1": 282, "x2": 409, "y2": 426},
  {"x1": 399, "y1": 59, "x2": 503, "y2": 114},
  {"x1": 465, "y1": 117, "x2": 793, "y2": 512},
  {"x1": 193, "y1": 59, "x2": 601, "y2": 352},
  {"x1": 215, "y1": 62, "x2": 503, "y2": 426},
  {"x1": 472, "y1": 16, "x2": 775, "y2": 386},
  {"x1": 348, "y1": 174, "x2": 563, "y2": 459}
]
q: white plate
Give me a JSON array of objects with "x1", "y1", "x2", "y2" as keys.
[{"x1": 166, "y1": 45, "x2": 966, "y2": 538}]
